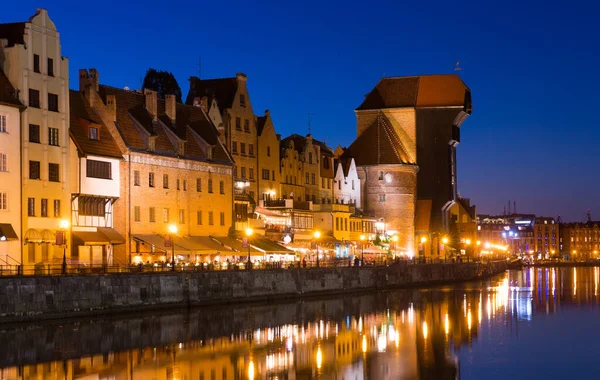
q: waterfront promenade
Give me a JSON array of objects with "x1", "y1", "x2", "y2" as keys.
[{"x1": 0, "y1": 260, "x2": 507, "y2": 323}]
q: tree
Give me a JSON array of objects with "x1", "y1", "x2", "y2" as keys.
[{"x1": 142, "y1": 68, "x2": 182, "y2": 102}]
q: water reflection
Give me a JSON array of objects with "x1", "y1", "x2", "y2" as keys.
[{"x1": 1, "y1": 267, "x2": 600, "y2": 379}]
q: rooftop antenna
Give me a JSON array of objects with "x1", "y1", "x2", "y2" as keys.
[
  {"x1": 586, "y1": 209, "x2": 592, "y2": 223},
  {"x1": 557, "y1": 214, "x2": 563, "y2": 223},
  {"x1": 454, "y1": 61, "x2": 462, "y2": 71},
  {"x1": 308, "y1": 112, "x2": 315, "y2": 135}
]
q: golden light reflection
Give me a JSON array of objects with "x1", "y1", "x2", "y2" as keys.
[
  {"x1": 552, "y1": 268, "x2": 556, "y2": 296},
  {"x1": 316, "y1": 346, "x2": 322, "y2": 369},
  {"x1": 595, "y1": 267, "x2": 599, "y2": 297},
  {"x1": 248, "y1": 360, "x2": 255, "y2": 380},
  {"x1": 574, "y1": 268, "x2": 577, "y2": 297},
  {"x1": 422, "y1": 321, "x2": 428, "y2": 339},
  {"x1": 395, "y1": 331, "x2": 400, "y2": 348},
  {"x1": 444, "y1": 314, "x2": 449, "y2": 335},
  {"x1": 467, "y1": 310, "x2": 472, "y2": 330},
  {"x1": 362, "y1": 334, "x2": 367, "y2": 353},
  {"x1": 487, "y1": 294, "x2": 492, "y2": 318}
]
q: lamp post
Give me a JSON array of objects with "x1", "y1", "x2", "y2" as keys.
[
  {"x1": 60, "y1": 219, "x2": 69, "y2": 275},
  {"x1": 314, "y1": 231, "x2": 321, "y2": 268},
  {"x1": 246, "y1": 228, "x2": 253, "y2": 270},
  {"x1": 441, "y1": 236, "x2": 449, "y2": 261},
  {"x1": 168, "y1": 224, "x2": 177, "y2": 271},
  {"x1": 360, "y1": 234, "x2": 366, "y2": 264}
]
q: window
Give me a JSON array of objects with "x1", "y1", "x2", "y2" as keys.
[
  {"x1": 305, "y1": 173, "x2": 309, "y2": 184},
  {"x1": 241, "y1": 167, "x2": 246, "y2": 179},
  {"x1": 54, "y1": 200, "x2": 60, "y2": 217},
  {"x1": 249, "y1": 144, "x2": 254, "y2": 156},
  {"x1": 47, "y1": 58, "x2": 54, "y2": 76},
  {"x1": 29, "y1": 124, "x2": 40, "y2": 143},
  {"x1": 233, "y1": 167, "x2": 238, "y2": 178},
  {"x1": 220, "y1": 212, "x2": 225, "y2": 226},
  {"x1": 219, "y1": 181, "x2": 224, "y2": 194},
  {"x1": 0, "y1": 153, "x2": 6, "y2": 172},
  {"x1": 338, "y1": 180, "x2": 341, "y2": 190},
  {"x1": 134, "y1": 170, "x2": 140, "y2": 186},
  {"x1": 179, "y1": 209, "x2": 185, "y2": 224},
  {"x1": 232, "y1": 141, "x2": 237, "y2": 153},
  {"x1": 311, "y1": 173, "x2": 315, "y2": 185},
  {"x1": 309, "y1": 152, "x2": 313, "y2": 164},
  {"x1": 208, "y1": 178, "x2": 213, "y2": 193},
  {"x1": 40, "y1": 199, "x2": 48, "y2": 217},
  {"x1": 378, "y1": 171, "x2": 383, "y2": 180},
  {"x1": 249, "y1": 168, "x2": 254, "y2": 179},
  {"x1": 149, "y1": 172, "x2": 155, "y2": 187},
  {"x1": 48, "y1": 93, "x2": 59, "y2": 112},
  {"x1": 49, "y1": 163, "x2": 59, "y2": 182},
  {"x1": 327, "y1": 179, "x2": 331, "y2": 189},
  {"x1": 86, "y1": 160, "x2": 111, "y2": 179},
  {"x1": 352, "y1": 180, "x2": 355, "y2": 190},
  {"x1": 0, "y1": 114, "x2": 6, "y2": 132},
  {"x1": 240, "y1": 94, "x2": 246, "y2": 107},
  {"x1": 244, "y1": 119, "x2": 250, "y2": 132},
  {"x1": 89, "y1": 127, "x2": 99, "y2": 140},
  {"x1": 267, "y1": 146, "x2": 270, "y2": 157},
  {"x1": 163, "y1": 174, "x2": 169, "y2": 189},
  {"x1": 241, "y1": 143, "x2": 246, "y2": 154},
  {"x1": 272, "y1": 170, "x2": 275, "y2": 180},
  {"x1": 262, "y1": 169, "x2": 269, "y2": 180},
  {"x1": 345, "y1": 219, "x2": 348, "y2": 231},
  {"x1": 379, "y1": 194, "x2": 386, "y2": 202},
  {"x1": 29, "y1": 89, "x2": 40, "y2": 108},
  {"x1": 163, "y1": 208, "x2": 169, "y2": 223},
  {"x1": 183, "y1": 180, "x2": 187, "y2": 191},
  {"x1": 322, "y1": 178, "x2": 325, "y2": 188},
  {"x1": 149, "y1": 207, "x2": 156, "y2": 223},
  {"x1": 208, "y1": 211, "x2": 214, "y2": 225},
  {"x1": 29, "y1": 160, "x2": 40, "y2": 180},
  {"x1": 177, "y1": 179, "x2": 180, "y2": 190},
  {"x1": 197, "y1": 210, "x2": 203, "y2": 225},
  {"x1": 196, "y1": 178, "x2": 202, "y2": 192},
  {"x1": 336, "y1": 218, "x2": 339, "y2": 231},
  {"x1": 28, "y1": 198, "x2": 35, "y2": 216},
  {"x1": 33, "y1": 54, "x2": 40, "y2": 73},
  {"x1": 48, "y1": 127, "x2": 59, "y2": 146},
  {"x1": 134, "y1": 206, "x2": 141, "y2": 222},
  {"x1": 235, "y1": 117, "x2": 241, "y2": 131},
  {"x1": 0, "y1": 192, "x2": 6, "y2": 210}
]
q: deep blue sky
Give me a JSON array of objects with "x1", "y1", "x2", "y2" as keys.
[{"x1": 4, "y1": 1, "x2": 600, "y2": 221}]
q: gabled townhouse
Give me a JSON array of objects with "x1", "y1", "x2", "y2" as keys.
[
  {"x1": 256, "y1": 110, "x2": 281, "y2": 201},
  {"x1": 69, "y1": 90, "x2": 125, "y2": 264},
  {"x1": 333, "y1": 156, "x2": 361, "y2": 206},
  {"x1": 0, "y1": 70, "x2": 24, "y2": 265},
  {"x1": 78, "y1": 68, "x2": 234, "y2": 264},
  {"x1": 0, "y1": 9, "x2": 70, "y2": 265}
]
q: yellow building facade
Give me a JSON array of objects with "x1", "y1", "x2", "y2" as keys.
[{"x1": 256, "y1": 110, "x2": 281, "y2": 201}]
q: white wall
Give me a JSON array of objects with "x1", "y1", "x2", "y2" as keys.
[
  {"x1": 333, "y1": 159, "x2": 361, "y2": 206},
  {"x1": 80, "y1": 155, "x2": 120, "y2": 197}
]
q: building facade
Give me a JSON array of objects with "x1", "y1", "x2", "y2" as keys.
[
  {"x1": 333, "y1": 156, "x2": 361, "y2": 206},
  {"x1": 0, "y1": 9, "x2": 71, "y2": 264},
  {"x1": 256, "y1": 110, "x2": 281, "y2": 201},
  {"x1": 0, "y1": 70, "x2": 23, "y2": 264},
  {"x1": 559, "y1": 222, "x2": 599, "y2": 259},
  {"x1": 534, "y1": 217, "x2": 558, "y2": 256}
]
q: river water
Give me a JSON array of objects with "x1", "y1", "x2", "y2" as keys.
[{"x1": 1, "y1": 267, "x2": 599, "y2": 380}]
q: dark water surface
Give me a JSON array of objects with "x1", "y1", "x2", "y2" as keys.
[{"x1": 1, "y1": 267, "x2": 599, "y2": 379}]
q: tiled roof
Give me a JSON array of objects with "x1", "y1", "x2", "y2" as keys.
[
  {"x1": 0, "y1": 22, "x2": 26, "y2": 47},
  {"x1": 356, "y1": 74, "x2": 471, "y2": 111},
  {"x1": 280, "y1": 134, "x2": 334, "y2": 155},
  {"x1": 335, "y1": 157, "x2": 353, "y2": 178},
  {"x1": 342, "y1": 114, "x2": 413, "y2": 166},
  {"x1": 99, "y1": 85, "x2": 232, "y2": 165},
  {"x1": 0, "y1": 69, "x2": 23, "y2": 108},
  {"x1": 186, "y1": 76, "x2": 237, "y2": 109},
  {"x1": 69, "y1": 90, "x2": 122, "y2": 158}
]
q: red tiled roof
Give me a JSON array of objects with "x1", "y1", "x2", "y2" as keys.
[
  {"x1": 0, "y1": 69, "x2": 23, "y2": 108},
  {"x1": 0, "y1": 22, "x2": 26, "y2": 47},
  {"x1": 356, "y1": 74, "x2": 470, "y2": 111},
  {"x1": 342, "y1": 114, "x2": 413, "y2": 166},
  {"x1": 99, "y1": 85, "x2": 232, "y2": 165},
  {"x1": 186, "y1": 76, "x2": 238, "y2": 109}
]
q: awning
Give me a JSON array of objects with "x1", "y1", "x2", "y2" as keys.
[
  {"x1": 132, "y1": 234, "x2": 181, "y2": 254},
  {"x1": 363, "y1": 245, "x2": 388, "y2": 254},
  {"x1": 210, "y1": 236, "x2": 260, "y2": 254},
  {"x1": 41, "y1": 229, "x2": 55, "y2": 243},
  {"x1": 0, "y1": 224, "x2": 18, "y2": 240},
  {"x1": 98, "y1": 227, "x2": 125, "y2": 244},
  {"x1": 24, "y1": 229, "x2": 43, "y2": 243},
  {"x1": 251, "y1": 237, "x2": 294, "y2": 254},
  {"x1": 178, "y1": 235, "x2": 232, "y2": 252},
  {"x1": 254, "y1": 207, "x2": 287, "y2": 218}
]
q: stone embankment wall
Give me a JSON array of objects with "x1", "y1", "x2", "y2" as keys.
[{"x1": 0, "y1": 261, "x2": 507, "y2": 322}]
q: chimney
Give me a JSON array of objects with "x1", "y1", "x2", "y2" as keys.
[
  {"x1": 265, "y1": 109, "x2": 270, "y2": 117},
  {"x1": 78, "y1": 69, "x2": 89, "y2": 92},
  {"x1": 144, "y1": 89, "x2": 158, "y2": 120},
  {"x1": 89, "y1": 68, "x2": 99, "y2": 91},
  {"x1": 200, "y1": 96, "x2": 208, "y2": 113},
  {"x1": 165, "y1": 94, "x2": 176, "y2": 121},
  {"x1": 236, "y1": 72, "x2": 248, "y2": 83},
  {"x1": 106, "y1": 95, "x2": 117, "y2": 122}
]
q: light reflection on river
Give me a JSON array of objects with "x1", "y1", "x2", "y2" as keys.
[{"x1": 1, "y1": 267, "x2": 600, "y2": 379}]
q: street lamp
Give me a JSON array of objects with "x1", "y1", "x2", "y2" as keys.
[
  {"x1": 60, "y1": 219, "x2": 69, "y2": 275},
  {"x1": 441, "y1": 236, "x2": 449, "y2": 261},
  {"x1": 168, "y1": 224, "x2": 178, "y2": 271},
  {"x1": 246, "y1": 228, "x2": 253, "y2": 269},
  {"x1": 314, "y1": 231, "x2": 321, "y2": 267},
  {"x1": 360, "y1": 234, "x2": 366, "y2": 264},
  {"x1": 392, "y1": 235, "x2": 398, "y2": 258}
]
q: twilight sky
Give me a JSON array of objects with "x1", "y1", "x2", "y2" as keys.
[{"x1": 4, "y1": 0, "x2": 600, "y2": 221}]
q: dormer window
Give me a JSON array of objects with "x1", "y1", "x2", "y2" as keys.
[
  {"x1": 89, "y1": 127, "x2": 99, "y2": 140},
  {"x1": 148, "y1": 136, "x2": 156, "y2": 152},
  {"x1": 240, "y1": 94, "x2": 246, "y2": 107},
  {"x1": 178, "y1": 141, "x2": 185, "y2": 156},
  {"x1": 207, "y1": 146, "x2": 213, "y2": 160}
]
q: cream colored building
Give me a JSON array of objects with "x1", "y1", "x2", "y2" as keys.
[
  {"x1": 0, "y1": 9, "x2": 70, "y2": 265},
  {"x1": 256, "y1": 109, "x2": 281, "y2": 201},
  {"x1": 0, "y1": 70, "x2": 23, "y2": 264}
]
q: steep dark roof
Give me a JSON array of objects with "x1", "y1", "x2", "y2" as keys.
[
  {"x1": 280, "y1": 134, "x2": 334, "y2": 155},
  {"x1": 69, "y1": 90, "x2": 122, "y2": 159},
  {"x1": 335, "y1": 157, "x2": 353, "y2": 177},
  {"x1": 256, "y1": 115, "x2": 267, "y2": 136},
  {"x1": 342, "y1": 114, "x2": 413, "y2": 166},
  {"x1": 0, "y1": 69, "x2": 23, "y2": 108},
  {"x1": 356, "y1": 74, "x2": 471, "y2": 111},
  {"x1": 99, "y1": 85, "x2": 232, "y2": 165},
  {"x1": 186, "y1": 76, "x2": 237, "y2": 109},
  {"x1": 0, "y1": 22, "x2": 26, "y2": 47}
]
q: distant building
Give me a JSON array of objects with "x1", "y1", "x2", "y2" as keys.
[
  {"x1": 559, "y1": 222, "x2": 600, "y2": 259},
  {"x1": 534, "y1": 217, "x2": 559, "y2": 256},
  {"x1": 256, "y1": 110, "x2": 281, "y2": 201},
  {"x1": 333, "y1": 156, "x2": 361, "y2": 206}
]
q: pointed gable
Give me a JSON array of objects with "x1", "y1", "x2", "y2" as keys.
[
  {"x1": 186, "y1": 76, "x2": 238, "y2": 109},
  {"x1": 343, "y1": 114, "x2": 413, "y2": 166}
]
